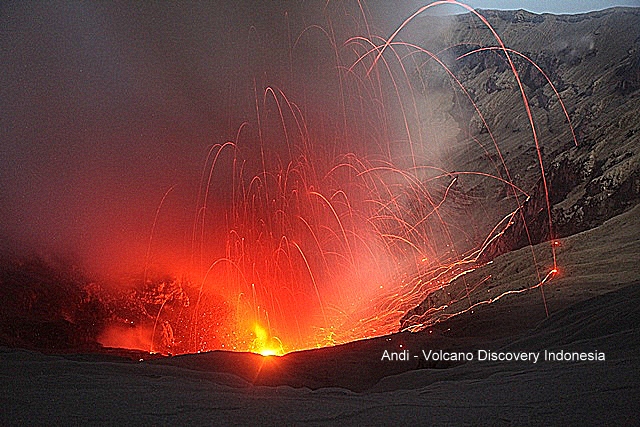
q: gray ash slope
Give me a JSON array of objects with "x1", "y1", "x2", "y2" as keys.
[{"x1": 399, "y1": 7, "x2": 640, "y2": 315}]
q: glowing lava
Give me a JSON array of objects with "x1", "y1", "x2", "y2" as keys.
[
  {"x1": 252, "y1": 323, "x2": 284, "y2": 357},
  {"x1": 128, "y1": 1, "x2": 576, "y2": 357}
]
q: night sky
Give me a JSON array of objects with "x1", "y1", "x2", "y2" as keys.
[{"x1": 1, "y1": 1, "x2": 637, "y2": 277}]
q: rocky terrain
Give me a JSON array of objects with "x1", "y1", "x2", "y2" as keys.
[
  {"x1": 396, "y1": 7, "x2": 640, "y2": 324},
  {"x1": 413, "y1": 7, "x2": 639, "y2": 236}
]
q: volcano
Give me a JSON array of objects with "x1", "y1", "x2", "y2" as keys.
[{"x1": 1, "y1": 2, "x2": 639, "y2": 425}]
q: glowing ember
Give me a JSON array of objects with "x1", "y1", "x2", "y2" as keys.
[
  {"x1": 252, "y1": 324, "x2": 284, "y2": 357},
  {"x1": 109, "y1": 1, "x2": 576, "y2": 356}
]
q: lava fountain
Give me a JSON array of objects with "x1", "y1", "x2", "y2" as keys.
[{"x1": 135, "y1": 1, "x2": 576, "y2": 356}]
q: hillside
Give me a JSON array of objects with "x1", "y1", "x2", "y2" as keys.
[{"x1": 395, "y1": 7, "x2": 640, "y2": 325}]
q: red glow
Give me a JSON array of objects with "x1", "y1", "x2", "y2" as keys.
[
  {"x1": 99, "y1": 325, "x2": 153, "y2": 352},
  {"x1": 95, "y1": 2, "x2": 572, "y2": 356}
]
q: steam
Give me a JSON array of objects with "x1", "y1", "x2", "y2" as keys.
[{"x1": 0, "y1": 1, "x2": 422, "y2": 276}]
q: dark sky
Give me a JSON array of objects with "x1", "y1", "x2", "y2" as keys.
[{"x1": 1, "y1": 1, "x2": 636, "y2": 277}]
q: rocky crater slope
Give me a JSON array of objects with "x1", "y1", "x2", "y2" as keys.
[{"x1": 400, "y1": 7, "x2": 639, "y2": 326}]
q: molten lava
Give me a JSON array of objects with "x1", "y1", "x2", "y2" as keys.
[
  {"x1": 252, "y1": 324, "x2": 285, "y2": 357},
  {"x1": 97, "y1": 1, "x2": 575, "y2": 357}
]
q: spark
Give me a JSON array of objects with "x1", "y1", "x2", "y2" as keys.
[{"x1": 124, "y1": 1, "x2": 574, "y2": 356}]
